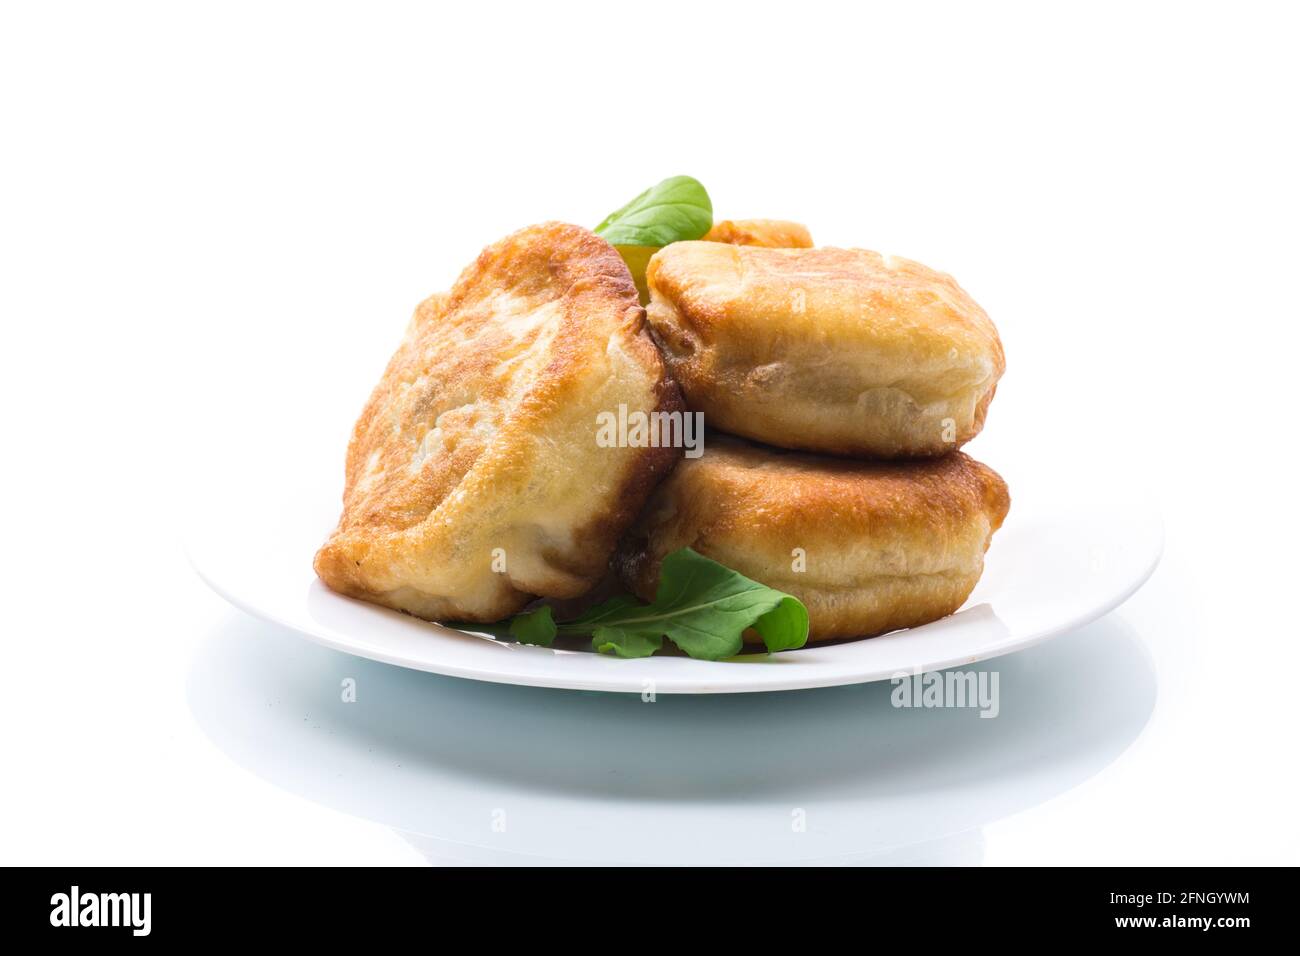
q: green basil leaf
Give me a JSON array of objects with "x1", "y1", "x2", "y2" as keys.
[{"x1": 594, "y1": 175, "x2": 713, "y2": 248}]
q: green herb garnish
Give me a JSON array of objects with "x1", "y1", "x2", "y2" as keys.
[
  {"x1": 464, "y1": 549, "x2": 809, "y2": 661},
  {"x1": 594, "y1": 175, "x2": 713, "y2": 247},
  {"x1": 594, "y1": 176, "x2": 713, "y2": 303}
]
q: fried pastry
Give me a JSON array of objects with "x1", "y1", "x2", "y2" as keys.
[
  {"x1": 645, "y1": 242, "x2": 1004, "y2": 457},
  {"x1": 703, "y1": 218, "x2": 813, "y2": 248},
  {"x1": 314, "y1": 222, "x2": 683, "y2": 622},
  {"x1": 615, "y1": 435, "x2": 1010, "y2": 642},
  {"x1": 619, "y1": 220, "x2": 813, "y2": 305}
]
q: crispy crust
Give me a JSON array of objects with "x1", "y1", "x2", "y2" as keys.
[
  {"x1": 646, "y1": 242, "x2": 1005, "y2": 458},
  {"x1": 703, "y1": 219, "x2": 814, "y2": 248},
  {"x1": 314, "y1": 222, "x2": 683, "y2": 622},
  {"x1": 615, "y1": 435, "x2": 1010, "y2": 642},
  {"x1": 618, "y1": 220, "x2": 814, "y2": 307}
]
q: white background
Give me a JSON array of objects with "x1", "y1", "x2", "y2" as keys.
[{"x1": 2, "y1": 1, "x2": 1297, "y2": 864}]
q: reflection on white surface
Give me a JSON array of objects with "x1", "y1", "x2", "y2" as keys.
[{"x1": 187, "y1": 613, "x2": 1156, "y2": 865}]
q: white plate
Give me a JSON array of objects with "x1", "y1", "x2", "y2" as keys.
[{"x1": 186, "y1": 457, "x2": 1162, "y2": 694}]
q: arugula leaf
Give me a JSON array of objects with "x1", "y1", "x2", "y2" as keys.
[
  {"x1": 533, "y1": 595, "x2": 660, "y2": 658},
  {"x1": 508, "y1": 605, "x2": 557, "y2": 646},
  {"x1": 594, "y1": 175, "x2": 713, "y2": 248},
  {"x1": 451, "y1": 605, "x2": 556, "y2": 646},
  {"x1": 458, "y1": 550, "x2": 809, "y2": 661},
  {"x1": 592, "y1": 626, "x2": 664, "y2": 659},
  {"x1": 558, "y1": 549, "x2": 809, "y2": 661},
  {"x1": 750, "y1": 595, "x2": 809, "y2": 653}
]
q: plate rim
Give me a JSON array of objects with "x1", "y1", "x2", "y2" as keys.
[{"x1": 186, "y1": 493, "x2": 1163, "y2": 694}]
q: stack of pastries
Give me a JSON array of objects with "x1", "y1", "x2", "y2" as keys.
[
  {"x1": 620, "y1": 221, "x2": 1009, "y2": 642},
  {"x1": 314, "y1": 217, "x2": 1009, "y2": 646}
]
